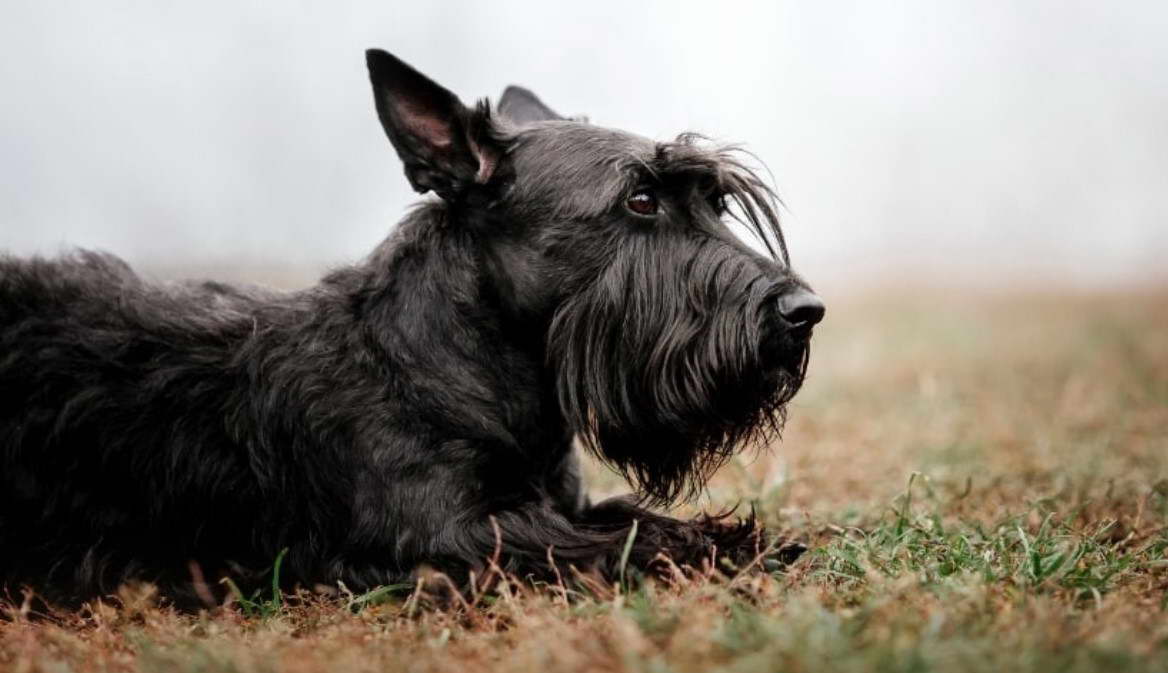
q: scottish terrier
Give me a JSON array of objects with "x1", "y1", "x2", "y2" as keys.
[{"x1": 0, "y1": 50, "x2": 824, "y2": 605}]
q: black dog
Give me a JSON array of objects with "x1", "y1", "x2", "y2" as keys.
[{"x1": 0, "y1": 50, "x2": 824, "y2": 605}]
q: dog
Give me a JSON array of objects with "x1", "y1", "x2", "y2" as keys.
[{"x1": 0, "y1": 50, "x2": 824, "y2": 605}]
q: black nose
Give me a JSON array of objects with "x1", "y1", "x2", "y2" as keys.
[{"x1": 777, "y1": 289, "x2": 825, "y2": 328}]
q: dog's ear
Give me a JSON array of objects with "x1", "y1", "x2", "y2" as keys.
[
  {"x1": 497, "y1": 85, "x2": 570, "y2": 125},
  {"x1": 366, "y1": 49, "x2": 499, "y2": 200}
]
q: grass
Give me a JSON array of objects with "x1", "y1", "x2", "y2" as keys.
[
  {"x1": 2, "y1": 286, "x2": 1166, "y2": 672},
  {"x1": 220, "y1": 548, "x2": 289, "y2": 619}
]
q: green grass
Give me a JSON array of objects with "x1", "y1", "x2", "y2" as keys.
[
  {"x1": 1, "y1": 287, "x2": 1165, "y2": 672},
  {"x1": 220, "y1": 548, "x2": 289, "y2": 619},
  {"x1": 815, "y1": 473, "x2": 1165, "y2": 599}
]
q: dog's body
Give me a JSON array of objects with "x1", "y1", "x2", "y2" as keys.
[{"x1": 0, "y1": 51, "x2": 823, "y2": 604}]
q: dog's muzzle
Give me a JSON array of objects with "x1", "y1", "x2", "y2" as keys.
[{"x1": 758, "y1": 287, "x2": 822, "y2": 372}]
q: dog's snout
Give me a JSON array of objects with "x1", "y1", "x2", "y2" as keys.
[{"x1": 777, "y1": 289, "x2": 825, "y2": 328}]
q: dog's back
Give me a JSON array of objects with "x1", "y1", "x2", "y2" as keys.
[
  {"x1": 0, "y1": 251, "x2": 274, "y2": 597},
  {"x1": 1, "y1": 251, "x2": 135, "y2": 322},
  {"x1": 0, "y1": 250, "x2": 277, "y2": 327}
]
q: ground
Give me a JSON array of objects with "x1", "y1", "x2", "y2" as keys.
[{"x1": 1, "y1": 286, "x2": 1165, "y2": 673}]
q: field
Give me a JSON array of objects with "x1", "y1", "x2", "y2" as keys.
[{"x1": 2, "y1": 286, "x2": 1165, "y2": 673}]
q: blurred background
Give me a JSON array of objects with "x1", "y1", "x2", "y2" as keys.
[{"x1": 1, "y1": 1, "x2": 1165, "y2": 292}]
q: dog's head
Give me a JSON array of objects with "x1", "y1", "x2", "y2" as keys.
[{"x1": 367, "y1": 50, "x2": 823, "y2": 505}]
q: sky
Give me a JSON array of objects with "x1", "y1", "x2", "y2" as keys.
[{"x1": 1, "y1": 1, "x2": 1165, "y2": 288}]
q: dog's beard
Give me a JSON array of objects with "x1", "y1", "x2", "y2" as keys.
[{"x1": 548, "y1": 237, "x2": 809, "y2": 507}]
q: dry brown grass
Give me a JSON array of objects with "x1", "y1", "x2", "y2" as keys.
[{"x1": 2, "y1": 286, "x2": 1166, "y2": 673}]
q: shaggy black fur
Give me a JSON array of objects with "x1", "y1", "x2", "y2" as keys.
[{"x1": 0, "y1": 50, "x2": 824, "y2": 606}]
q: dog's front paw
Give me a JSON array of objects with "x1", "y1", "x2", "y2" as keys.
[
  {"x1": 762, "y1": 540, "x2": 808, "y2": 571},
  {"x1": 689, "y1": 515, "x2": 807, "y2": 573}
]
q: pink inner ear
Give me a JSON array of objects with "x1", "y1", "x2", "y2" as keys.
[
  {"x1": 474, "y1": 142, "x2": 497, "y2": 184},
  {"x1": 396, "y1": 97, "x2": 497, "y2": 183},
  {"x1": 396, "y1": 99, "x2": 453, "y2": 149}
]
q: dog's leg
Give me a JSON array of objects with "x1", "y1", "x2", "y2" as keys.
[
  {"x1": 441, "y1": 497, "x2": 803, "y2": 588},
  {"x1": 577, "y1": 496, "x2": 806, "y2": 574}
]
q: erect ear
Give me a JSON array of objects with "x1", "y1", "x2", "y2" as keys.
[
  {"x1": 366, "y1": 49, "x2": 499, "y2": 200},
  {"x1": 497, "y1": 85, "x2": 568, "y2": 125}
]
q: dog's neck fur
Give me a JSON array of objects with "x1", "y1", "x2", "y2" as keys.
[{"x1": 322, "y1": 202, "x2": 568, "y2": 460}]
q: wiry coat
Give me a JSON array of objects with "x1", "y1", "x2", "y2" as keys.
[{"x1": 0, "y1": 51, "x2": 820, "y2": 605}]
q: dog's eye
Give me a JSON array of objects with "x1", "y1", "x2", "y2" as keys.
[
  {"x1": 626, "y1": 189, "x2": 659, "y2": 216},
  {"x1": 708, "y1": 192, "x2": 728, "y2": 215}
]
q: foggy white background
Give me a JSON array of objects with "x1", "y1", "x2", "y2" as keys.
[{"x1": 1, "y1": 1, "x2": 1165, "y2": 289}]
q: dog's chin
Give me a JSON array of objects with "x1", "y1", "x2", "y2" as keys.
[{"x1": 582, "y1": 345, "x2": 807, "y2": 508}]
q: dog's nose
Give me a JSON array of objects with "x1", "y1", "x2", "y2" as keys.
[{"x1": 777, "y1": 289, "x2": 825, "y2": 328}]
